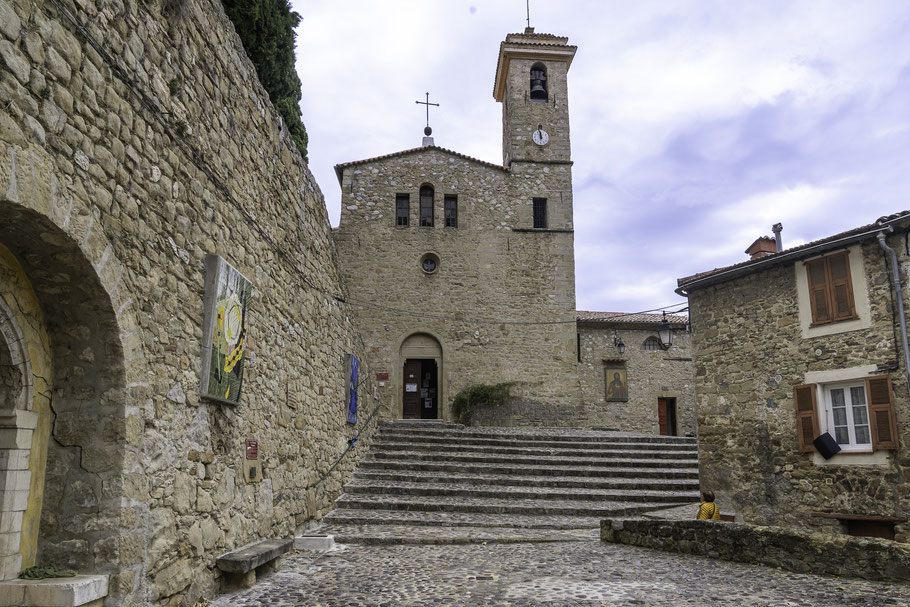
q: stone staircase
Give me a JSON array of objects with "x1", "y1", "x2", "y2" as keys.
[{"x1": 317, "y1": 420, "x2": 701, "y2": 544}]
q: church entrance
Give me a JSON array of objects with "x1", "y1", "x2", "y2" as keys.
[
  {"x1": 399, "y1": 333, "x2": 442, "y2": 420},
  {"x1": 658, "y1": 398, "x2": 678, "y2": 436},
  {"x1": 403, "y1": 359, "x2": 438, "y2": 419}
]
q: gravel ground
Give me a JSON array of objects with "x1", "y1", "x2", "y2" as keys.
[{"x1": 210, "y1": 540, "x2": 910, "y2": 606}]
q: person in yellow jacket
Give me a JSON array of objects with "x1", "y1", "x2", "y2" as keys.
[{"x1": 696, "y1": 490, "x2": 722, "y2": 520}]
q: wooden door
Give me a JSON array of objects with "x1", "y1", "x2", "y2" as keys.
[
  {"x1": 402, "y1": 359, "x2": 421, "y2": 419},
  {"x1": 658, "y1": 398, "x2": 677, "y2": 436}
]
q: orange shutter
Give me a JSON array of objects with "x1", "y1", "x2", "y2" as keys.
[
  {"x1": 805, "y1": 259, "x2": 831, "y2": 324},
  {"x1": 867, "y1": 375, "x2": 899, "y2": 451},
  {"x1": 794, "y1": 384, "x2": 819, "y2": 452},
  {"x1": 827, "y1": 252, "x2": 856, "y2": 321}
]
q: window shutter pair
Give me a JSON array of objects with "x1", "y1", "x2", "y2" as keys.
[
  {"x1": 793, "y1": 376, "x2": 900, "y2": 452},
  {"x1": 805, "y1": 252, "x2": 857, "y2": 325}
]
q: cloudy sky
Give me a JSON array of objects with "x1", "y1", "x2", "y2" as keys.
[{"x1": 291, "y1": 1, "x2": 910, "y2": 315}]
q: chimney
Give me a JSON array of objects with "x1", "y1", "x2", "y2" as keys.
[
  {"x1": 772, "y1": 223, "x2": 783, "y2": 252},
  {"x1": 746, "y1": 236, "x2": 777, "y2": 260}
]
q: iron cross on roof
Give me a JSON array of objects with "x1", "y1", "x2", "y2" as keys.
[{"x1": 415, "y1": 92, "x2": 439, "y2": 136}]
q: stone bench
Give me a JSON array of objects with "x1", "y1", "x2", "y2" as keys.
[{"x1": 215, "y1": 538, "x2": 293, "y2": 588}]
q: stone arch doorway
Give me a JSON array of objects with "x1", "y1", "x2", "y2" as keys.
[
  {"x1": 0, "y1": 194, "x2": 143, "y2": 597},
  {"x1": 399, "y1": 333, "x2": 443, "y2": 420}
]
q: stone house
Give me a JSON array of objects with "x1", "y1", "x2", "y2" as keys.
[
  {"x1": 678, "y1": 213, "x2": 910, "y2": 541},
  {"x1": 577, "y1": 311, "x2": 694, "y2": 435}
]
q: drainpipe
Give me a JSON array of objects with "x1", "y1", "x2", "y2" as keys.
[{"x1": 877, "y1": 231, "x2": 910, "y2": 392}]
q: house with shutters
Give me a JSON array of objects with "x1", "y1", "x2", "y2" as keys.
[{"x1": 676, "y1": 212, "x2": 909, "y2": 541}]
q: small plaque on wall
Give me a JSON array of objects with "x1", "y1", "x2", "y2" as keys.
[{"x1": 243, "y1": 438, "x2": 261, "y2": 483}]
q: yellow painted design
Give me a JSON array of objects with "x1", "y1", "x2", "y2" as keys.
[{"x1": 0, "y1": 243, "x2": 53, "y2": 570}]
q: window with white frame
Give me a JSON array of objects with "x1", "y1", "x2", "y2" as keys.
[
  {"x1": 794, "y1": 375, "x2": 899, "y2": 454},
  {"x1": 823, "y1": 382, "x2": 871, "y2": 450}
]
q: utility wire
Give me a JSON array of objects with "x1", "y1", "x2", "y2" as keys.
[{"x1": 46, "y1": 0, "x2": 689, "y2": 328}]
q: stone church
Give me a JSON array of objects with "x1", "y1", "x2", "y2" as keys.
[
  {"x1": 0, "y1": 2, "x2": 692, "y2": 604},
  {"x1": 334, "y1": 30, "x2": 694, "y2": 432}
]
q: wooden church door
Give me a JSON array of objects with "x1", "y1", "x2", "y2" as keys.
[{"x1": 402, "y1": 359, "x2": 421, "y2": 419}]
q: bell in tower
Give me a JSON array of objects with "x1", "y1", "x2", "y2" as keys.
[{"x1": 529, "y1": 65, "x2": 548, "y2": 101}]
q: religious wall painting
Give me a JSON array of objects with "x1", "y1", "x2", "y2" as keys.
[
  {"x1": 201, "y1": 254, "x2": 252, "y2": 404},
  {"x1": 345, "y1": 354, "x2": 359, "y2": 424},
  {"x1": 605, "y1": 363, "x2": 628, "y2": 402}
]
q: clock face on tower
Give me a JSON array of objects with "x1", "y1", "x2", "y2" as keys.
[{"x1": 532, "y1": 128, "x2": 549, "y2": 146}]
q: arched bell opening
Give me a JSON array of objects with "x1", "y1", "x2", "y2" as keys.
[{"x1": 530, "y1": 62, "x2": 548, "y2": 102}]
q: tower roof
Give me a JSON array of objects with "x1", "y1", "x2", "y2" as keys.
[{"x1": 493, "y1": 28, "x2": 577, "y2": 101}]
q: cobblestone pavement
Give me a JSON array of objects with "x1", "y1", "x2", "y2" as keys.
[{"x1": 210, "y1": 540, "x2": 909, "y2": 606}]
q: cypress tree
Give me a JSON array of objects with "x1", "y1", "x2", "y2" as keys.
[{"x1": 222, "y1": 0, "x2": 309, "y2": 160}]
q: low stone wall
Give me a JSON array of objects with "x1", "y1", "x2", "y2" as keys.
[{"x1": 600, "y1": 518, "x2": 910, "y2": 582}]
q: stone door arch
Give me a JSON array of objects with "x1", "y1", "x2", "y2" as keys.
[
  {"x1": 0, "y1": 163, "x2": 148, "y2": 604},
  {"x1": 398, "y1": 333, "x2": 444, "y2": 420}
]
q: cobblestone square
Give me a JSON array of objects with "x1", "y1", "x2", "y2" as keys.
[{"x1": 211, "y1": 540, "x2": 910, "y2": 606}]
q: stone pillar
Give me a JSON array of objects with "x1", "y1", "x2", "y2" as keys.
[{"x1": 0, "y1": 409, "x2": 37, "y2": 581}]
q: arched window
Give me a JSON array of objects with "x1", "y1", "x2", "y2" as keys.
[
  {"x1": 530, "y1": 63, "x2": 548, "y2": 102},
  {"x1": 420, "y1": 185, "x2": 434, "y2": 227},
  {"x1": 642, "y1": 336, "x2": 663, "y2": 351}
]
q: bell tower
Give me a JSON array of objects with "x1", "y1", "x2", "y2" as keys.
[{"x1": 493, "y1": 28, "x2": 577, "y2": 166}]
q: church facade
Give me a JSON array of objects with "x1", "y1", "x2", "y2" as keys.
[
  {"x1": 334, "y1": 31, "x2": 584, "y2": 423},
  {"x1": 334, "y1": 31, "x2": 696, "y2": 431}
]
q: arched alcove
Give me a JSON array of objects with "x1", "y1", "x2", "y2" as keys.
[{"x1": 0, "y1": 199, "x2": 138, "y2": 582}]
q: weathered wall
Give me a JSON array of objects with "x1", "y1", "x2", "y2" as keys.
[
  {"x1": 688, "y1": 236, "x2": 910, "y2": 539},
  {"x1": 601, "y1": 518, "x2": 910, "y2": 582},
  {"x1": 333, "y1": 147, "x2": 580, "y2": 424},
  {"x1": 0, "y1": 0, "x2": 378, "y2": 605},
  {"x1": 577, "y1": 323, "x2": 695, "y2": 434}
]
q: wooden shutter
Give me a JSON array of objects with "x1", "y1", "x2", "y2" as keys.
[
  {"x1": 805, "y1": 259, "x2": 831, "y2": 325},
  {"x1": 827, "y1": 252, "x2": 856, "y2": 321},
  {"x1": 867, "y1": 375, "x2": 899, "y2": 451},
  {"x1": 794, "y1": 384, "x2": 819, "y2": 452}
]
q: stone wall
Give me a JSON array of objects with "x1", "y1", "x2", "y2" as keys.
[
  {"x1": 333, "y1": 147, "x2": 581, "y2": 424},
  {"x1": 0, "y1": 0, "x2": 379, "y2": 605},
  {"x1": 577, "y1": 323, "x2": 695, "y2": 434},
  {"x1": 600, "y1": 518, "x2": 910, "y2": 582},
  {"x1": 686, "y1": 235, "x2": 910, "y2": 539}
]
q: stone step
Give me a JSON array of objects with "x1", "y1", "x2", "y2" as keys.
[
  {"x1": 320, "y1": 524, "x2": 599, "y2": 545},
  {"x1": 378, "y1": 423, "x2": 697, "y2": 445},
  {"x1": 342, "y1": 481, "x2": 698, "y2": 503},
  {"x1": 350, "y1": 470, "x2": 699, "y2": 491},
  {"x1": 382, "y1": 420, "x2": 465, "y2": 430},
  {"x1": 333, "y1": 494, "x2": 694, "y2": 517},
  {"x1": 376, "y1": 431, "x2": 697, "y2": 449},
  {"x1": 358, "y1": 459, "x2": 699, "y2": 475},
  {"x1": 321, "y1": 508, "x2": 604, "y2": 529},
  {"x1": 367, "y1": 450, "x2": 698, "y2": 467},
  {"x1": 373, "y1": 441, "x2": 697, "y2": 458}
]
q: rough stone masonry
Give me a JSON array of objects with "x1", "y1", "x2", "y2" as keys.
[{"x1": 0, "y1": 0, "x2": 379, "y2": 604}]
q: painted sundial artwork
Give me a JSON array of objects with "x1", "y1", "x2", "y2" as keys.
[{"x1": 201, "y1": 254, "x2": 252, "y2": 404}]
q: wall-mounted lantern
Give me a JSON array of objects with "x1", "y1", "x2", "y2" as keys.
[
  {"x1": 657, "y1": 311, "x2": 673, "y2": 349},
  {"x1": 613, "y1": 334, "x2": 625, "y2": 356}
]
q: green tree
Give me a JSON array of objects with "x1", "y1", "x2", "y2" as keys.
[{"x1": 222, "y1": 0, "x2": 308, "y2": 159}]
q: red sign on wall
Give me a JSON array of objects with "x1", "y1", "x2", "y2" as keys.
[
  {"x1": 376, "y1": 372, "x2": 389, "y2": 380},
  {"x1": 246, "y1": 439, "x2": 259, "y2": 460}
]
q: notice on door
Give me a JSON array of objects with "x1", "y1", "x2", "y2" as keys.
[{"x1": 406, "y1": 383, "x2": 418, "y2": 392}]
